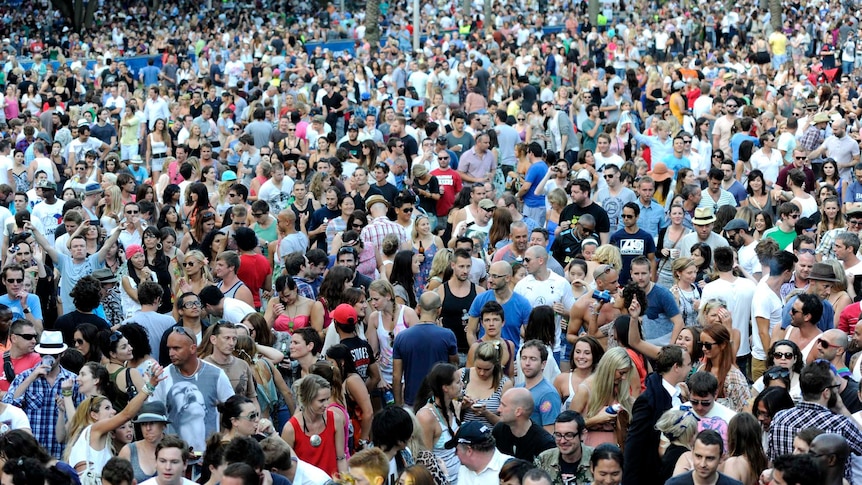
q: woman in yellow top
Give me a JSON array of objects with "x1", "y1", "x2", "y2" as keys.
[{"x1": 669, "y1": 79, "x2": 686, "y2": 125}]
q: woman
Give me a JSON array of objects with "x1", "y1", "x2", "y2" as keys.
[
  {"x1": 179, "y1": 209, "x2": 216, "y2": 252},
  {"x1": 669, "y1": 258, "x2": 700, "y2": 327},
  {"x1": 414, "y1": 363, "x2": 461, "y2": 485},
  {"x1": 689, "y1": 243, "x2": 713, "y2": 286},
  {"x1": 326, "y1": 195, "x2": 356, "y2": 248},
  {"x1": 751, "y1": 339, "x2": 803, "y2": 402},
  {"x1": 142, "y1": 226, "x2": 174, "y2": 314},
  {"x1": 367, "y1": 279, "x2": 419, "y2": 393},
  {"x1": 570, "y1": 347, "x2": 634, "y2": 447},
  {"x1": 234, "y1": 334, "x2": 293, "y2": 430},
  {"x1": 753, "y1": 210, "x2": 773, "y2": 240},
  {"x1": 200, "y1": 165, "x2": 219, "y2": 197},
  {"x1": 656, "y1": 205, "x2": 692, "y2": 288},
  {"x1": 389, "y1": 250, "x2": 422, "y2": 308},
  {"x1": 590, "y1": 443, "x2": 624, "y2": 485},
  {"x1": 249, "y1": 161, "x2": 272, "y2": 201},
  {"x1": 120, "y1": 105, "x2": 143, "y2": 161},
  {"x1": 73, "y1": 323, "x2": 104, "y2": 364},
  {"x1": 819, "y1": 159, "x2": 844, "y2": 200},
  {"x1": 655, "y1": 409, "x2": 699, "y2": 483},
  {"x1": 665, "y1": 168, "x2": 698, "y2": 209},
  {"x1": 460, "y1": 341, "x2": 513, "y2": 426},
  {"x1": 265, "y1": 274, "x2": 325, "y2": 335},
  {"x1": 0, "y1": 430, "x2": 78, "y2": 483},
  {"x1": 514, "y1": 306, "x2": 561, "y2": 386},
  {"x1": 424, "y1": 249, "x2": 453, "y2": 292},
  {"x1": 413, "y1": 214, "x2": 444, "y2": 293},
  {"x1": 281, "y1": 374, "x2": 348, "y2": 476},
  {"x1": 824, "y1": 260, "x2": 852, "y2": 321},
  {"x1": 326, "y1": 344, "x2": 374, "y2": 448},
  {"x1": 183, "y1": 183, "x2": 218, "y2": 229},
  {"x1": 695, "y1": 324, "x2": 751, "y2": 412},
  {"x1": 146, "y1": 118, "x2": 171, "y2": 182},
  {"x1": 57, "y1": 362, "x2": 117, "y2": 441},
  {"x1": 554, "y1": 336, "x2": 604, "y2": 411},
  {"x1": 691, "y1": 117, "x2": 713, "y2": 167},
  {"x1": 545, "y1": 188, "x2": 567, "y2": 249},
  {"x1": 817, "y1": 196, "x2": 844, "y2": 244},
  {"x1": 398, "y1": 465, "x2": 437, "y2": 485},
  {"x1": 318, "y1": 266, "x2": 353, "y2": 330},
  {"x1": 9, "y1": 150, "x2": 28, "y2": 193},
  {"x1": 278, "y1": 123, "x2": 308, "y2": 164},
  {"x1": 742, "y1": 169, "x2": 775, "y2": 218},
  {"x1": 358, "y1": 140, "x2": 378, "y2": 169},
  {"x1": 174, "y1": 249, "x2": 213, "y2": 301},
  {"x1": 100, "y1": 329, "x2": 147, "y2": 410},
  {"x1": 698, "y1": 298, "x2": 741, "y2": 356},
  {"x1": 65, "y1": 365, "x2": 163, "y2": 481},
  {"x1": 752, "y1": 387, "x2": 794, "y2": 452},
  {"x1": 722, "y1": 413, "x2": 769, "y2": 485},
  {"x1": 217, "y1": 395, "x2": 260, "y2": 442},
  {"x1": 120, "y1": 244, "x2": 157, "y2": 318},
  {"x1": 117, "y1": 401, "x2": 170, "y2": 483}
]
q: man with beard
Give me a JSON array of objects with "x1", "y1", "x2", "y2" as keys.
[
  {"x1": 768, "y1": 360, "x2": 862, "y2": 480},
  {"x1": 308, "y1": 188, "x2": 342, "y2": 251},
  {"x1": 493, "y1": 221, "x2": 529, "y2": 263},
  {"x1": 437, "y1": 249, "x2": 485, "y2": 355},
  {"x1": 779, "y1": 263, "x2": 837, "y2": 334},
  {"x1": 724, "y1": 219, "x2": 762, "y2": 280},
  {"x1": 467, "y1": 261, "x2": 532, "y2": 348},
  {"x1": 816, "y1": 329, "x2": 862, "y2": 413},
  {"x1": 336, "y1": 246, "x2": 372, "y2": 292}
]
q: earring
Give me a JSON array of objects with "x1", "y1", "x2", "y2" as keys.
[{"x1": 156, "y1": 243, "x2": 163, "y2": 251}]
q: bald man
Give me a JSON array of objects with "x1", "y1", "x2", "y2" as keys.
[
  {"x1": 567, "y1": 264, "x2": 621, "y2": 347},
  {"x1": 816, "y1": 329, "x2": 862, "y2": 413},
  {"x1": 515, "y1": 246, "x2": 577, "y2": 364},
  {"x1": 492, "y1": 387, "x2": 556, "y2": 462},
  {"x1": 277, "y1": 209, "x2": 309, "y2": 259},
  {"x1": 809, "y1": 433, "x2": 850, "y2": 485},
  {"x1": 467, "y1": 261, "x2": 533, "y2": 347}
]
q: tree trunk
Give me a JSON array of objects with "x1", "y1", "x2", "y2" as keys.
[
  {"x1": 364, "y1": 0, "x2": 380, "y2": 54},
  {"x1": 484, "y1": 0, "x2": 492, "y2": 34},
  {"x1": 50, "y1": 0, "x2": 98, "y2": 33},
  {"x1": 588, "y1": 0, "x2": 599, "y2": 26},
  {"x1": 769, "y1": 0, "x2": 781, "y2": 32}
]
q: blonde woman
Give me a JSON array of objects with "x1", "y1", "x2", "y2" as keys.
[
  {"x1": 100, "y1": 185, "x2": 124, "y2": 233},
  {"x1": 586, "y1": 244, "x2": 623, "y2": 283},
  {"x1": 413, "y1": 214, "x2": 445, "y2": 293},
  {"x1": 366, "y1": 279, "x2": 420, "y2": 392},
  {"x1": 424, "y1": 249, "x2": 453, "y2": 292},
  {"x1": 146, "y1": 118, "x2": 171, "y2": 183},
  {"x1": 669, "y1": 258, "x2": 700, "y2": 328},
  {"x1": 656, "y1": 409, "x2": 699, "y2": 481},
  {"x1": 698, "y1": 298, "x2": 741, "y2": 357},
  {"x1": 546, "y1": 188, "x2": 567, "y2": 244},
  {"x1": 824, "y1": 259, "x2": 852, "y2": 322},
  {"x1": 570, "y1": 347, "x2": 634, "y2": 447}
]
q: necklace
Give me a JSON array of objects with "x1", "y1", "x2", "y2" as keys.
[{"x1": 302, "y1": 409, "x2": 325, "y2": 447}]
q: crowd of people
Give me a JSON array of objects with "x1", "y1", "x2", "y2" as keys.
[{"x1": 0, "y1": 0, "x2": 862, "y2": 484}]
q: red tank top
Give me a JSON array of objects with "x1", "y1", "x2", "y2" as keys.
[{"x1": 289, "y1": 409, "x2": 338, "y2": 476}]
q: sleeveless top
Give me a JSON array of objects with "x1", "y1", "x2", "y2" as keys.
[
  {"x1": 441, "y1": 282, "x2": 477, "y2": 352},
  {"x1": 426, "y1": 402, "x2": 461, "y2": 485},
  {"x1": 217, "y1": 279, "x2": 245, "y2": 299},
  {"x1": 290, "y1": 201, "x2": 314, "y2": 232},
  {"x1": 793, "y1": 195, "x2": 818, "y2": 218},
  {"x1": 274, "y1": 313, "x2": 311, "y2": 333},
  {"x1": 68, "y1": 425, "x2": 114, "y2": 480},
  {"x1": 149, "y1": 133, "x2": 168, "y2": 156},
  {"x1": 253, "y1": 358, "x2": 282, "y2": 417},
  {"x1": 377, "y1": 305, "x2": 408, "y2": 385},
  {"x1": 460, "y1": 369, "x2": 509, "y2": 427},
  {"x1": 289, "y1": 409, "x2": 339, "y2": 476},
  {"x1": 563, "y1": 372, "x2": 578, "y2": 410},
  {"x1": 328, "y1": 402, "x2": 351, "y2": 459},
  {"x1": 128, "y1": 442, "x2": 156, "y2": 483},
  {"x1": 415, "y1": 242, "x2": 438, "y2": 296}
]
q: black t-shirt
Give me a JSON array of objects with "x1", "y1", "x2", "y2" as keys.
[
  {"x1": 341, "y1": 335, "x2": 376, "y2": 382},
  {"x1": 521, "y1": 84, "x2": 538, "y2": 113},
  {"x1": 352, "y1": 185, "x2": 382, "y2": 212},
  {"x1": 841, "y1": 377, "x2": 862, "y2": 413},
  {"x1": 309, "y1": 206, "x2": 341, "y2": 250},
  {"x1": 413, "y1": 176, "x2": 440, "y2": 216},
  {"x1": 339, "y1": 140, "x2": 362, "y2": 159},
  {"x1": 373, "y1": 182, "x2": 399, "y2": 203},
  {"x1": 401, "y1": 134, "x2": 419, "y2": 166},
  {"x1": 54, "y1": 310, "x2": 110, "y2": 347},
  {"x1": 559, "y1": 201, "x2": 611, "y2": 235},
  {"x1": 559, "y1": 456, "x2": 581, "y2": 485},
  {"x1": 491, "y1": 421, "x2": 556, "y2": 462},
  {"x1": 323, "y1": 93, "x2": 345, "y2": 121}
]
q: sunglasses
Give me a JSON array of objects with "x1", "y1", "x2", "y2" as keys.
[
  {"x1": 701, "y1": 341, "x2": 717, "y2": 350},
  {"x1": 109, "y1": 331, "x2": 123, "y2": 344},
  {"x1": 126, "y1": 210, "x2": 139, "y2": 215},
  {"x1": 14, "y1": 333, "x2": 37, "y2": 340},
  {"x1": 182, "y1": 261, "x2": 196, "y2": 267},
  {"x1": 401, "y1": 207, "x2": 414, "y2": 213},
  {"x1": 238, "y1": 411, "x2": 260, "y2": 421},
  {"x1": 5, "y1": 278, "x2": 22, "y2": 284},
  {"x1": 818, "y1": 338, "x2": 842, "y2": 349},
  {"x1": 689, "y1": 399, "x2": 713, "y2": 407},
  {"x1": 252, "y1": 212, "x2": 265, "y2": 217},
  {"x1": 765, "y1": 368, "x2": 791, "y2": 379},
  {"x1": 620, "y1": 214, "x2": 636, "y2": 219},
  {"x1": 773, "y1": 351, "x2": 795, "y2": 359}
]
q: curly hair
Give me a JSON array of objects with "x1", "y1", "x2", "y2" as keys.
[{"x1": 70, "y1": 275, "x2": 101, "y2": 312}]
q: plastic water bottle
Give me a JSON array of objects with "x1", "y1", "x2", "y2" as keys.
[
  {"x1": 605, "y1": 404, "x2": 621, "y2": 414},
  {"x1": 384, "y1": 389, "x2": 395, "y2": 406}
]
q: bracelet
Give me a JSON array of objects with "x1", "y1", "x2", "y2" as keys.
[
  {"x1": 142, "y1": 383, "x2": 156, "y2": 396},
  {"x1": 336, "y1": 455, "x2": 346, "y2": 461},
  {"x1": 61, "y1": 390, "x2": 73, "y2": 397}
]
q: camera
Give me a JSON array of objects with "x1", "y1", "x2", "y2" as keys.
[{"x1": 592, "y1": 290, "x2": 613, "y2": 304}]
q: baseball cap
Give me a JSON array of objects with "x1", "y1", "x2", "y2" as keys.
[
  {"x1": 444, "y1": 421, "x2": 494, "y2": 449},
  {"x1": 332, "y1": 304, "x2": 358, "y2": 326}
]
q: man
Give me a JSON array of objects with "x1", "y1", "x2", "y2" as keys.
[
  {"x1": 493, "y1": 387, "x2": 556, "y2": 461},
  {"x1": 678, "y1": 207, "x2": 730, "y2": 257},
  {"x1": 725, "y1": 218, "x2": 763, "y2": 279},
  {"x1": 552, "y1": 213, "x2": 599, "y2": 267},
  {"x1": 701, "y1": 247, "x2": 756, "y2": 370},
  {"x1": 596, "y1": 164, "x2": 637, "y2": 234},
  {"x1": 211, "y1": 251, "x2": 255, "y2": 309},
  {"x1": 29, "y1": 180, "x2": 63, "y2": 245},
  {"x1": 681, "y1": 372, "x2": 737, "y2": 447},
  {"x1": 834, "y1": 232, "x2": 862, "y2": 300},
  {"x1": 810, "y1": 118, "x2": 860, "y2": 180},
  {"x1": 199, "y1": 285, "x2": 256, "y2": 326},
  {"x1": 665, "y1": 430, "x2": 742, "y2": 485},
  {"x1": 0, "y1": 318, "x2": 41, "y2": 395},
  {"x1": 450, "y1": 198, "x2": 494, "y2": 247},
  {"x1": 778, "y1": 293, "x2": 824, "y2": 363},
  {"x1": 780, "y1": 264, "x2": 836, "y2": 335},
  {"x1": 31, "y1": 219, "x2": 121, "y2": 318},
  {"x1": 534, "y1": 411, "x2": 594, "y2": 485},
  {"x1": 712, "y1": 96, "x2": 738, "y2": 158},
  {"x1": 529, "y1": 228, "x2": 565, "y2": 276},
  {"x1": 467, "y1": 260, "x2": 531, "y2": 348},
  {"x1": 446, "y1": 421, "x2": 512, "y2": 485},
  {"x1": 2, "y1": 330, "x2": 82, "y2": 458},
  {"x1": 438, "y1": 248, "x2": 485, "y2": 354},
  {"x1": 699, "y1": 167, "x2": 737, "y2": 211},
  {"x1": 518, "y1": 142, "x2": 549, "y2": 226},
  {"x1": 124, "y1": 281, "x2": 175, "y2": 363},
  {"x1": 150, "y1": 325, "x2": 234, "y2": 455},
  {"x1": 610, "y1": 202, "x2": 657, "y2": 285},
  {"x1": 593, "y1": 133, "x2": 626, "y2": 185},
  {"x1": 623, "y1": 345, "x2": 691, "y2": 485},
  {"x1": 809, "y1": 433, "x2": 851, "y2": 485},
  {"x1": 202, "y1": 321, "x2": 256, "y2": 403},
  {"x1": 568, "y1": 264, "x2": 621, "y2": 343},
  {"x1": 768, "y1": 361, "x2": 862, "y2": 480},
  {"x1": 257, "y1": 162, "x2": 294, "y2": 215},
  {"x1": 371, "y1": 405, "x2": 415, "y2": 483},
  {"x1": 101, "y1": 457, "x2": 134, "y2": 485},
  {"x1": 362, "y1": 195, "x2": 408, "y2": 252},
  {"x1": 261, "y1": 435, "x2": 331, "y2": 485},
  {"x1": 143, "y1": 86, "x2": 170, "y2": 132},
  {"x1": 393, "y1": 194, "x2": 415, "y2": 237},
  {"x1": 559, "y1": 179, "x2": 611, "y2": 245},
  {"x1": 629, "y1": 256, "x2": 684, "y2": 346},
  {"x1": 336, "y1": 247, "x2": 372, "y2": 292},
  {"x1": 816, "y1": 329, "x2": 862, "y2": 413},
  {"x1": 392, "y1": 293, "x2": 458, "y2": 406},
  {"x1": 634, "y1": 176, "x2": 666, "y2": 240},
  {"x1": 431, "y1": 148, "x2": 463, "y2": 224},
  {"x1": 771, "y1": 454, "x2": 824, "y2": 485},
  {"x1": 0, "y1": 263, "x2": 41, "y2": 329},
  {"x1": 780, "y1": 246, "x2": 815, "y2": 302},
  {"x1": 776, "y1": 148, "x2": 816, "y2": 193},
  {"x1": 762, "y1": 202, "x2": 803, "y2": 251},
  {"x1": 445, "y1": 111, "x2": 475, "y2": 160},
  {"x1": 749, "y1": 250, "x2": 797, "y2": 379},
  {"x1": 493, "y1": 221, "x2": 530, "y2": 263},
  {"x1": 495, "y1": 109, "x2": 521, "y2": 172},
  {"x1": 458, "y1": 132, "x2": 496, "y2": 185},
  {"x1": 716, "y1": 159, "x2": 748, "y2": 205},
  {"x1": 52, "y1": 275, "x2": 107, "y2": 343},
  {"x1": 518, "y1": 340, "x2": 561, "y2": 432},
  {"x1": 90, "y1": 108, "x2": 117, "y2": 151},
  {"x1": 347, "y1": 447, "x2": 389, "y2": 485},
  {"x1": 158, "y1": 292, "x2": 210, "y2": 365},
  {"x1": 283, "y1": 253, "x2": 316, "y2": 301}
]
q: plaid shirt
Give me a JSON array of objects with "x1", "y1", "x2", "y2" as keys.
[
  {"x1": 361, "y1": 216, "x2": 408, "y2": 253},
  {"x1": 768, "y1": 401, "x2": 862, "y2": 479},
  {"x1": 816, "y1": 227, "x2": 847, "y2": 261},
  {"x1": 2, "y1": 366, "x2": 83, "y2": 459},
  {"x1": 798, "y1": 125, "x2": 825, "y2": 151}
]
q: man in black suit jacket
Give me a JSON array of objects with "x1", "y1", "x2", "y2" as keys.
[{"x1": 622, "y1": 340, "x2": 691, "y2": 485}]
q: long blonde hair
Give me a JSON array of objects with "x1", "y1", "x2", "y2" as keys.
[
  {"x1": 586, "y1": 347, "x2": 634, "y2": 418},
  {"x1": 182, "y1": 249, "x2": 213, "y2": 282},
  {"x1": 64, "y1": 395, "x2": 112, "y2": 462},
  {"x1": 103, "y1": 185, "x2": 123, "y2": 219}
]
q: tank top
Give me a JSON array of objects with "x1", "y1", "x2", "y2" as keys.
[
  {"x1": 427, "y1": 402, "x2": 461, "y2": 485},
  {"x1": 377, "y1": 305, "x2": 408, "y2": 385},
  {"x1": 793, "y1": 195, "x2": 818, "y2": 218},
  {"x1": 563, "y1": 372, "x2": 578, "y2": 410},
  {"x1": 149, "y1": 133, "x2": 168, "y2": 156},
  {"x1": 127, "y1": 442, "x2": 156, "y2": 483},
  {"x1": 289, "y1": 409, "x2": 339, "y2": 476},
  {"x1": 68, "y1": 426, "x2": 114, "y2": 481},
  {"x1": 291, "y1": 201, "x2": 314, "y2": 232},
  {"x1": 441, "y1": 282, "x2": 477, "y2": 352},
  {"x1": 217, "y1": 279, "x2": 245, "y2": 299}
]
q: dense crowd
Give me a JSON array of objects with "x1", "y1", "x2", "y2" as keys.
[{"x1": 1, "y1": 0, "x2": 862, "y2": 485}]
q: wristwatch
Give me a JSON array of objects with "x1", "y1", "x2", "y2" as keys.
[{"x1": 22, "y1": 308, "x2": 30, "y2": 314}]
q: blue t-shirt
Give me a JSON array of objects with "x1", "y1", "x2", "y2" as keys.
[
  {"x1": 468, "y1": 291, "x2": 532, "y2": 347},
  {"x1": 0, "y1": 294, "x2": 42, "y2": 321},
  {"x1": 519, "y1": 379, "x2": 560, "y2": 426},
  {"x1": 662, "y1": 154, "x2": 691, "y2": 175},
  {"x1": 524, "y1": 162, "x2": 549, "y2": 208},
  {"x1": 610, "y1": 228, "x2": 657, "y2": 286},
  {"x1": 392, "y1": 324, "x2": 458, "y2": 405},
  {"x1": 844, "y1": 181, "x2": 862, "y2": 204},
  {"x1": 642, "y1": 285, "x2": 681, "y2": 346},
  {"x1": 780, "y1": 294, "x2": 835, "y2": 332}
]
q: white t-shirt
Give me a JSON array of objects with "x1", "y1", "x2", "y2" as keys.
[
  {"x1": 514, "y1": 272, "x2": 576, "y2": 352},
  {"x1": 31, "y1": 199, "x2": 64, "y2": 245},
  {"x1": 257, "y1": 177, "x2": 295, "y2": 214},
  {"x1": 140, "y1": 478, "x2": 197, "y2": 485},
  {"x1": 0, "y1": 403, "x2": 30, "y2": 433},
  {"x1": 293, "y1": 460, "x2": 331, "y2": 485},
  {"x1": 224, "y1": 297, "x2": 256, "y2": 322},
  {"x1": 700, "y1": 277, "x2": 756, "y2": 356},
  {"x1": 750, "y1": 280, "x2": 784, "y2": 360},
  {"x1": 0, "y1": 155, "x2": 11, "y2": 186}
]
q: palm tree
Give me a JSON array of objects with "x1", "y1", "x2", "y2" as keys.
[
  {"x1": 769, "y1": 0, "x2": 781, "y2": 31},
  {"x1": 365, "y1": 0, "x2": 381, "y2": 53},
  {"x1": 589, "y1": 0, "x2": 599, "y2": 26},
  {"x1": 51, "y1": 0, "x2": 99, "y2": 33}
]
